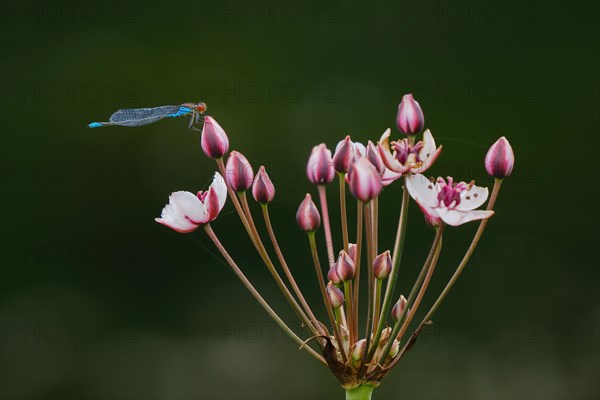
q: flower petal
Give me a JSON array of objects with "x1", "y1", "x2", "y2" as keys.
[
  {"x1": 353, "y1": 142, "x2": 366, "y2": 158},
  {"x1": 381, "y1": 169, "x2": 402, "y2": 186},
  {"x1": 172, "y1": 191, "x2": 208, "y2": 224},
  {"x1": 405, "y1": 174, "x2": 438, "y2": 208},
  {"x1": 155, "y1": 191, "x2": 202, "y2": 233},
  {"x1": 456, "y1": 184, "x2": 489, "y2": 211},
  {"x1": 211, "y1": 172, "x2": 227, "y2": 211},
  {"x1": 435, "y1": 208, "x2": 494, "y2": 226},
  {"x1": 378, "y1": 143, "x2": 410, "y2": 174},
  {"x1": 418, "y1": 129, "x2": 437, "y2": 161},
  {"x1": 379, "y1": 128, "x2": 392, "y2": 153}
]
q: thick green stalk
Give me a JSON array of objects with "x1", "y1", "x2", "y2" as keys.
[{"x1": 345, "y1": 385, "x2": 375, "y2": 400}]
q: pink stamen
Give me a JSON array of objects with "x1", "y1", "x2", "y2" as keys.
[{"x1": 436, "y1": 177, "x2": 468, "y2": 208}]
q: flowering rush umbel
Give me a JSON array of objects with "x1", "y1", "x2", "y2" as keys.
[{"x1": 153, "y1": 94, "x2": 514, "y2": 399}]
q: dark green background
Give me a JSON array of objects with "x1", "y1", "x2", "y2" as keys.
[{"x1": 1, "y1": 1, "x2": 598, "y2": 399}]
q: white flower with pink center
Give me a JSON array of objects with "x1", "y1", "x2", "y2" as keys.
[
  {"x1": 155, "y1": 172, "x2": 227, "y2": 232},
  {"x1": 406, "y1": 174, "x2": 494, "y2": 226}
]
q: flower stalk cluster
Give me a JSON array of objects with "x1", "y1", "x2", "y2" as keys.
[{"x1": 154, "y1": 94, "x2": 514, "y2": 398}]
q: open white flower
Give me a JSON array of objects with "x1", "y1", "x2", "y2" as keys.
[
  {"x1": 406, "y1": 174, "x2": 494, "y2": 226},
  {"x1": 155, "y1": 172, "x2": 227, "y2": 232}
]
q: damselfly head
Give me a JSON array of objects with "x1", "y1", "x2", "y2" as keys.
[
  {"x1": 195, "y1": 102, "x2": 207, "y2": 113},
  {"x1": 181, "y1": 102, "x2": 207, "y2": 114}
]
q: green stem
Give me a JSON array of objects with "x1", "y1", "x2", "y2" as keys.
[
  {"x1": 352, "y1": 202, "x2": 363, "y2": 343},
  {"x1": 203, "y1": 224, "x2": 326, "y2": 365},
  {"x1": 238, "y1": 192, "x2": 315, "y2": 335},
  {"x1": 308, "y1": 232, "x2": 349, "y2": 363},
  {"x1": 359, "y1": 201, "x2": 375, "y2": 373},
  {"x1": 345, "y1": 385, "x2": 375, "y2": 400},
  {"x1": 372, "y1": 279, "x2": 383, "y2": 333},
  {"x1": 365, "y1": 180, "x2": 410, "y2": 362},
  {"x1": 420, "y1": 179, "x2": 503, "y2": 324},
  {"x1": 317, "y1": 185, "x2": 335, "y2": 266},
  {"x1": 261, "y1": 204, "x2": 322, "y2": 334},
  {"x1": 339, "y1": 173, "x2": 349, "y2": 251},
  {"x1": 379, "y1": 223, "x2": 445, "y2": 366},
  {"x1": 343, "y1": 281, "x2": 355, "y2": 344}
]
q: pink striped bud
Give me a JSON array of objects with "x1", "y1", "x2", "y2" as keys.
[
  {"x1": 306, "y1": 144, "x2": 334, "y2": 184},
  {"x1": 485, "y1": 136, "x2": 514, "y2": 179},
  {"x1": 296, "y1": 194, "x2": 321, "y2": 232},
  {"x1": 350, "y1": 339, "x2": 366, "y2": 368},
  {"x1": 388, "y1": 339, "x2": 400, "y2": 359},
  {"x1": 396, "y1": 94, "x2": 425, "y2": 135},
  {"x1": 347, "y1": 243, "x2": 357, "y2": 263},
  {"x1": 225, "y1": 151, "x2": 254, "y2": 192},
  {"x1": 200, "y1": 116, "x2": 229, "y2": 159},
  {"x1": 333, "y1": 135, "x2": 354, "y2": 173},
  {"x1": 373, "y1": 250, "x2": 392, "y2": 279},
  {"x1": 326, "y1": 282, "x2": 345, "y2": 309},
  {"x1": 347, "y1": 158, "x2": 383, "y2": 202},
  {"x1": 252, "y1": 166, "x2": 275, "y2": 204},
  {"x1": 365, "y1": 140, "x2": 386, "y2": 175},
  {"x1": 392, "y1": 295, "x2": 407, "y2": 321},
  {"x1": 328, "y1": 264, "x2": 342, "y2": 286},
  {"x1": 336, "y1": 250, "x2": 355, "y2": 282}
]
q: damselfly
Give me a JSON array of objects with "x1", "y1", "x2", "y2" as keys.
[{"x1": 88, "y1": 102, "x2": 207, "y2": 130}]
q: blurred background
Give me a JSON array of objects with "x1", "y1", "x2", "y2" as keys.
[{"x1": 1, "y1": 1, "x2": 598, "y2": 399}]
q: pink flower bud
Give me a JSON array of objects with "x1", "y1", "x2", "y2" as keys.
[
  {"x1": 306, "y1": 144, "x2": 334, "y2": 184},
  {"x1": 333, "y1": 135, "x2": 354, "y2": 173},
  {"x1": 252, "y1": 166, "x2": 275, "y2": 204},
  {"x1": 200, "y1": 116, "x2": 229, "y2": 159},
  {"x1": 485, "y1": 136, "x2": 514, "y2": 179},
  {"x1": 347, "y1": 243, "x2": 357, "y2": 263},
  {"x1": 326, "y1": 282, "x2": 345, "y2": 309},
  {"x1": 225, "y1": 151, "x2": 254, "y2": 192},
  {"x1": 373, "y1": 250, "x2": 392, "y2": 279},
  {"x1": 351, "y1": 338, "x2": 366, "y2": 368},
  {"x1": 336, "y1": 250, "x2": 355, "y2": 282},
  {"x1": 388, "y1": 339, "x2": 400, "y2": 359},
  {"x1": 396, "y1": 94, "x2": 425, "y2": 135},
  {"x1": 392, "y1": 295, "x2": 407, "y2": 321},
  {"x1": 347, "y1": 158, "x2": 383, "y2": 202},
  {"x1": 365, "y1": 140, "x2": 386, "y2": 175},
  {"x1": 296, "y1": 194, "x2": 321, "y2": 232},
  {"x1": 328, "y1": 264, "x2": 342, "y2": 286}
]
